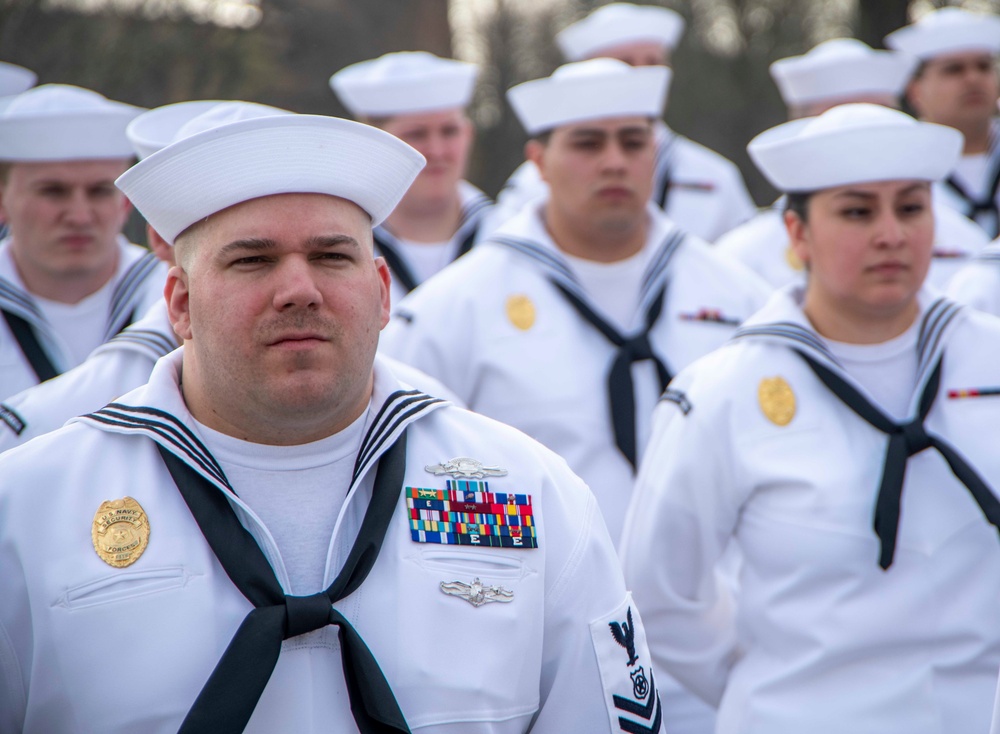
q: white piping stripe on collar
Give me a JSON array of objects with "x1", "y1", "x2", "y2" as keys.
[
  {"x1": 733, "y1": 321, "x2": 835, "y2": 361},
  {"x1": 104, "y1": 251, "x2": 162, "y2": 341},
  {"x1": 83, "y1": 389, "x2": 448, "y2": 498},
  {"x1": 491, "y1": 235, "x2": 580, "y2": 285},
  {"x1": 916, "y1": 297, "x2": 962, "y2": 376},
  {"x1": 491, "y1": 227, "x2": 687, "y2": 312},
  {"x1": 353, "y1": 388, "x2": 447, "y2": 484},
  {"x1": 84, "y1": 403, "x2": 231, "y2": 491},
  {"x1": 733, "y1": 297, "x2": 963, "y2": 380},
  {"x1": 102, "y1": 327, "x2": 177, "y2": 359},
  {"x1": 374, "y1": 188, "x2": 492, "y2": 249},
  {"x1": 652, "y1": 129, "x2": 679, "y2": 192},
  {"x1": 0, "y1": 277, "x2": 42, "y2": 321}
]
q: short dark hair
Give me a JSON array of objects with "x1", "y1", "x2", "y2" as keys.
[
  {"x1": 360, "y1": 115, "x2": 395, "y2": 129},
  {"x1": 531, "y1": 129, "x2": 553, "y2": 145},
  {"x1": 784, "y1": 191, "x2": 816, "y2": 222}
]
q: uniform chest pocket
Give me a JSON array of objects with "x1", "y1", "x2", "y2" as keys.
[
  {"x1": 393, "y1": 549, "x2": 543, "y2": 729},
  {"x1": 57, "y1": 566, "x2": 193, "y2": 609}
]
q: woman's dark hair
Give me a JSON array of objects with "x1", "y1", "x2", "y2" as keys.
[{"x1": 784, "y1": 191, "x2": 817, "y2": 222}]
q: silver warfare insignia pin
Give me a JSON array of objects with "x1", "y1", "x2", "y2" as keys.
[
  {"x1": 424, "y1": 457, "x2": 508, "y2": 479},
  {"x1": 440, "y1": 577, "x2": 514, "y2": 607}
]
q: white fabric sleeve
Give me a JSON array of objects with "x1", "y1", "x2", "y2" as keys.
[
  {"x1": 946, "y1": 262, "x2": 1000, "y2": 317},
  {"x1": 379, "y1": 283, "x2": 477, "y2": 404},
  {"x1": 532, "y1": 489, "x2": 664, "y2": 733},
  {"x1": 0, "y1": 349, "x2": 159, "y2": 452},
  {"x1": 713, "y1": 165, "x2": 757, "y2": 242},
  {"x1": 990, "y1": 668, "x2": 1000, "y2": 734},
  {"x1": 619, "y1": 387, "x2": 742, "y2": 707}
]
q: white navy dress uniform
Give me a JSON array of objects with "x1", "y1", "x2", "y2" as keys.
[
  {"x1": 717, "y1": 38, "x2": 990, "y2": 290},
  {"x1": 886, "y1": 8, "x2": 1000, "y2": 238},
  {"x1": 381, "y1": 203, "x2": 769, "y2": 542},
  {"x1": 0, "y1": 84, "x2": 164, "y2": 398},
  {"x1": 621, "y1": 105, "x2": 1000, "y2": 733},
  {"x1": 330, "y1": 52, "x2": 494, "y2": 309},
  {"x1": 383, "y1": 58, "x2": 770, "y2": 543},
  {"x1": 382, "y1": 58, "x2": 768, "y2": 734},
  {"x1": 0, "y1": 113, "x2": 661, "y2": 733},
  {"x1": 622, "y1": 288, "x2": 1000, "y2": 734},
  {"x1": 485, "y1": 4, "x2": 756, "y2": 244}
]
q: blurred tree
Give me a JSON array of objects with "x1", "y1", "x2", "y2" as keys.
[{"x1": 856, "y1": 0, "x2": 910, "y2": 48}]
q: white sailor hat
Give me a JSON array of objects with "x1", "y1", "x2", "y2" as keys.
[
  {"x1": 0, "y1": 62, "x2": 37, "y2": 115},
  {"x1": 0, "y1": 62, "x2": 35, "y2": 97},
  {"x1": 770, "y1": 39, "x2": 917, "y2": 107},
  {"x1": 330, "y1": 51, "x2": 478, "y2": 118},
  {"x1": 116, "y1": 115, "x2": 426, "y2": 245},
  {"x1": 507, "y1": 58, "x2": 670, "y2": 136},
  {"x1": 127, "y1": 100, "x2": 290, "y2": 160},
  {"x1": 748, "y1": 103, "x2": 962, "y2": 192},
  {"x1": 0, "y1": 84, "x2": 143, "y2": 162},
  {"x1": 885, "y1": 7, "x2": 1000, "y2": 61},
  {"x1": 556, "y1": 3, "x2": 685, "y2": 62}
]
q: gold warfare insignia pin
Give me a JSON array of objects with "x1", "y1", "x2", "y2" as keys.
[
  {"x1": 758, "y1": 377, "x2": 795, "y2": 426},
  {"x1": 506, "y1": 294, "x2": 535, "y2": 331},
  {"x1": 784, "y1": 246, "x2": 804, "y2": 271},
  {"x1": 92, "y1": 497, "x2": 150, "y2": 568}
]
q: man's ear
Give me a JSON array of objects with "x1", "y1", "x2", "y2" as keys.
[
  {"x1": 525, "y1": 139, "x2": 547, "y2": 183},
  {"x1": 164, "y1": 265, "x2": 192, "y2": 344},
  {"x1": 375, "y1": 257, "x2": 392, "y2": 330}
]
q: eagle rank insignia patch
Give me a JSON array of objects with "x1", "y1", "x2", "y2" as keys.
[
  {"x1": 92, "y1": 497, "x2": 150, "y2": 568},
  {"x1": 591, "y1": 594, "x2": 662, "y2": 733},
  {"x1": 758, "y1": 376, "x2": 796, "y2": 426}
]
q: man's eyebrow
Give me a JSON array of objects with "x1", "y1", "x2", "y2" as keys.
[
  {"x1": 306, "y1": 235, "x2": 361, "y2": 249},
  {"x1": 567, "y1": 128, "x2": 609, "y2": 138},
  {"x1": 218, "y1": 238, "x2": 276, "y2": 257}
]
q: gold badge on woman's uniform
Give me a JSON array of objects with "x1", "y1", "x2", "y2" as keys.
[
  {"x1": 92, "y1": 497, "x2": 150, "y2": 568},
  {"x1": 758, "y1": 377, "x2": 796, "y2": 426},
  {"x1": 506, "y1": 294, "x2": 535, "y2": 331}
]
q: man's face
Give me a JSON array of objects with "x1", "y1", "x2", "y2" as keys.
[
  {"x1": 166, "y1": 193, "x2": 391, "y2": 444},
  {"x1": 0, "y1": 159, "x2": 131, "y2": 294},
  {"x1": 379, "y1": 108, "x2": 473, "y2": 208},
  {"x1": 590, "y1": 40, "x2": 670, "y2": 68},
  {"x1": 528, "y1": 116, "x2": 656, "y2": 248},
  {"x1": 907, "y1": 51, "x2": 1000, "y2": 131}
]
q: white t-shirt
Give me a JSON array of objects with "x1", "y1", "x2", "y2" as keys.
[
  {"x1": 196, "y1": 406, "x2": 371, "y2": 595},
  {"x1": 563, "y1": 245, "x2": 656, "y2": 331},
  {"x1": 952, "y1": 152, "x2": 990, "y2": 200},
  {"x1": 396, "y1": 238, "x2": 456, "y2": 286},
  {"x1": 827, "y1": 320, "x2": 920, "y2": 421},
  {"x1": 34, "y1": 281, "x2": 115, "y2": 365}
]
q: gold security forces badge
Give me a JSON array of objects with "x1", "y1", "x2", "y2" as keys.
[{"x1": 92, "y1": 497, "x2": 150, "y2": 568}]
